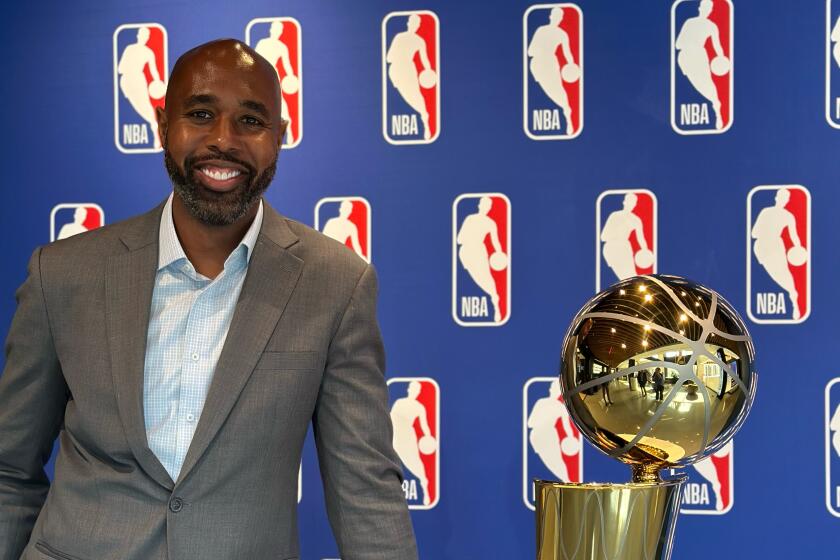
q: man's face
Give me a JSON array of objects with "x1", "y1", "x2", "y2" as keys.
[{"x1": 158, "y1": 43, "x2": 286, "y2": 226}]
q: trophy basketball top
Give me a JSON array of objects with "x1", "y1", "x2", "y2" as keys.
[{"x1": 559, "y1": 274, "x2": 756, "y2": 483}]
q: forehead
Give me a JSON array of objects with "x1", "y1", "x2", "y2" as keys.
[{"x1": 168, "y1": 47, "x2": 279, "y2": 111}]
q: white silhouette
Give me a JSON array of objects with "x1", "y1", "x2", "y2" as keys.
[
  {"x1": 57, "y1": 207, "x2": 90, "y2": 240},
  {"x1": 528, "y1": 380, "x2": 577, "y2": 483},
  {"x1": 386, "y1": 14, "x2": 434, "y2": 140},
  {"x1": 675, "y1": 0, "x2": 729, "y2": 129},
  {"x1": 527, "y1": 6, "x2": 577, "y2": 135},
  {"x1": 830, "y1": 403, "x2": 840, "y2": 458},
  {"x1": 117, "y1": 27, "x2": 163, "y2": 149},
  {"x1": 831, "y1": 404, "x2": 840, "y2": 458},
  {"x1": 390, "y1": 381, "x2": 434, "y2": 506},
  {"x1": 751, "y1": 188, "x2": 805, "y2": 320},
  {"x1": 254, "y1": 20, "x2": 298, "y2": 145},
  {"x1": 456, "y1": 197, "x2": 506, "y2": 322},
  {"x1": 322, "y1": 200, "x2": 364, "y2": 259},
  {"x1": 832, "y1": 16, "x2": 840, "y2": 68},
  {"x1": 600, "y1": 193, "x2": 651, "y2": 281},
  {"x1": 692, "y1": 441, "x2": 732, "y2": 511}
]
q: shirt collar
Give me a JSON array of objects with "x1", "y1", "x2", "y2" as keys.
[{"x1": 158, "y1": 193, "x2": 264, "y2": 271}]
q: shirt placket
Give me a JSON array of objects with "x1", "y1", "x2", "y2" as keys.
[{"x1": 172, "y1": 267, "x2": 212, "y2": 479}]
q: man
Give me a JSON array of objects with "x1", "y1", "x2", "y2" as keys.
[
  {"x1": 600, "y1": 192, "x2": 650, "y2": 282},
  {"x1": 527, "y1": 379, "x2": 575, "y2": 483},
  {"x1": 455, "y1": 196, "x2": 505, "y2": 323},
  {"x1": 117, "y1": 26, "x2": 164, "y2": 150},
  {"x1": 253, "y1": 19, "x2": 298, "y2": 146},
  {"x1": 527, "y1": 6, "x2": 576, "y2": 136},
  {"x1": 322, "y1": 199, "x2": 364, "y2": 259},
  {"x1": 0, "y1": 39, "x2": 417, "y2": 560},
  {"x1": 652, "y1": 368, "x2": 665, "y2": 402},
  {"x1": 56, "y1": 207, "x2": 90, "y2": 240},
  {"x1": 389, "y1": 381, "x2": 434, "y2": 506},
  {"x1": 674, "y1": 0, "x2": 728, "y2": 130},
  {"x1": 750, "y1": 188, "x2": 805, "y2": 321},
  {"x1": 385, "y1": 14, "x2": 434, "y2": 141}
]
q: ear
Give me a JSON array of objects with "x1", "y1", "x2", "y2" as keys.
[
  {"x1": 277, "y1": 118, "x2": 289, "y2": 149},
  {"x1": 156, "y1": 106, "x2": 168, "y2": 147}
]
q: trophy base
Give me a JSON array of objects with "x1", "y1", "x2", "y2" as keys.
[{"x1": 535, "y1": 477, "x2": 686, "y2": 560}]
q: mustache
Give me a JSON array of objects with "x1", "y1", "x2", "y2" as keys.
[{"x1": 184, "y1": 151, "x2": 256, "y2": 176}]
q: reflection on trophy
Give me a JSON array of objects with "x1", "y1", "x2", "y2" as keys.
[{"x1": 536, "y1": 275, "x2": 756, "y2": 559}]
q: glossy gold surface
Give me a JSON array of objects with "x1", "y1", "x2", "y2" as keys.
[
  {"x1": 560, "y1": 274, "x2": 757, "y2": 479},
  {"x1": 535, "y1": 478, "x2": 684, "y2": 560}
]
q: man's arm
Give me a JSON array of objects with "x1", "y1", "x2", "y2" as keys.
[
  {"x1": 0, "y1": 247, "x2": 68, "y2": 559},
  {"x1": 631, "y1": 215, "x2": 649, "y2": 252},
  {"x1": 784, "y1": 213, "x2": 803, "y2": 249},
  {"x1": 313, "y1": 264, "x2": 418, "y2": 560}
]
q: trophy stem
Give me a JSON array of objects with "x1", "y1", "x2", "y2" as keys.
[
  {"x1": 631, "y1": 462, "x2": 664, "y2": 484},
  {"x1": 535, "y1": 477, "x2": 686, "y2": 560}
]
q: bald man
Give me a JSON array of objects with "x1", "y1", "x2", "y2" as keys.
[{"x1": 0, "y1": 40, "x2": 417, "y2": 560}]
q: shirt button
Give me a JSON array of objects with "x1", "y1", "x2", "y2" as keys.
[
  {"x1": 191, "y1": 353, "x2": 199, "y2": 361},
  {"x1": 186, "y1": 413, "x2": 195, "y2": 422},
  {"x1": 169, "y1": 497, "x2": 184, "y2": 513}
]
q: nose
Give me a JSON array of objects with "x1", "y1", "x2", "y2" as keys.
[{"x1": 206, "y1": 116, "x2": 241, "y2": 153}]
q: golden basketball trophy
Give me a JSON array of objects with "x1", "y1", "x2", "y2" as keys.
[{"x1": 536, "y1": 275, "x2": 756, "y2": 559}]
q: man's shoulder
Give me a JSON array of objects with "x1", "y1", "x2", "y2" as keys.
[
  {"x1": 40, "y1": 205, "x2": 160, "y2": 263},
  {"x1": 280, "y1": 217, "x2": 369, "y2": 278}
]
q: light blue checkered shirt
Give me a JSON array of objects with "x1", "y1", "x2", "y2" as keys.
[{"x1": 143, "y1": 194, "x2": 263, "y2": 481}]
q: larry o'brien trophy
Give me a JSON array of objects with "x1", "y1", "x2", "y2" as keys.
[{"x1": 536, "y1": 275, "x2": 756, "y2": 559}]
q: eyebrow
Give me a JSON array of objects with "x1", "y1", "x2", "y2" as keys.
[
  {"x1": 184, "y1": 94, "x2": 218, "y2": 108},
  {"x1": 240, "y1": 99, "x2": 269, "y2": 119}
]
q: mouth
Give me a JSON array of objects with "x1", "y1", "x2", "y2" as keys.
[{"x1": 192, "y1": 160, "x2": 249, "y2": 192}]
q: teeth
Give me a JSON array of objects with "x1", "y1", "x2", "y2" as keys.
[{"x1": 200, "y1": 167, "x2": 241, "y2": 181}]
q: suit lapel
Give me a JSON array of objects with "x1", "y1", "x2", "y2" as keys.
[
  {"x1": 106, "y1": 203, "x2": 174, "y2": 489},
  {"x1": 177, "y1": 205, "x2": 302, "y2": 484}
]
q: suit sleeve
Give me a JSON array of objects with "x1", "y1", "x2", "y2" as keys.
[
  {"x1": 0, "y1": 247, "x2": 68, "y2": 560},
  {"x1": 313, "y1": 264, "x2": 418, "y2": 560}
]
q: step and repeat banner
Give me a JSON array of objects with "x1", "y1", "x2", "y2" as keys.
[{"x1": 2, "y1": 0, "x2": 840, "y2": 558}]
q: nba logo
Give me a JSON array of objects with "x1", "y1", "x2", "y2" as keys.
[
  {"x1": 314, "y1": 197, "x2": 371, "y2": 263},
  {"x1": 50, "y1": 204, "x2": 104, "y2": 242},
  {"x1": 825, "y1": 379, "x2": 840, "y2": 516},
  {"x1": 675, "y1": 442, "x2": 734, "y2": 514},
  {"x1": 746, "y1": 186, "x2": 811, "y2": 324},
  {"x1": 452, "y1": 193, "x2": 511, "y2": 327},
  {"x1": 382, "y1": 10, "x2": 440, "y2": 145},
  {"x1": 523, "y1": 4, "x2": 583, "y2": 140},
  {"x1": 387, "y1": 377, "x2": 440, "y2": 509},
  {"x1": 595, "y1": 189, "x2": 657, "y2": 292},
  {"x1": 671, "y1": 0, "x2": 733, "y2": 134},
  {"x1": 246, "y1": 18, "x2": 303, "y2": 148},
  {"x1": 828, "y1": 0, "x2": 840, "y2": 128},
  {"x1": 113, "y1": 23, "x2": 168, "y2": 153},
  {"x1": 522, "y1": 377, "x2": 583, "y2": 510}
]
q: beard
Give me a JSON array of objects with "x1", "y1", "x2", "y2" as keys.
[{"x1": 164, "y1": 149, "x2": 276, "y2": 226}]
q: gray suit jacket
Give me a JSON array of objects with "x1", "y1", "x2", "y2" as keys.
[{"x1": 0, "y1": 201, "x2": 417, "y2": 560}]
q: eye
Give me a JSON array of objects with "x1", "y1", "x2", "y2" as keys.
[
  {"x1": 241, "y1": 115, "x2": 265, "y2": 127},
  {"x1": 187, "y1": 110, "x2": 212, "y2": 120}
]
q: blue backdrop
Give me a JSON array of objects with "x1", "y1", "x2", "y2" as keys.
[{"x1": 1, "y1": 0, "x2": 838, "y2": 558}]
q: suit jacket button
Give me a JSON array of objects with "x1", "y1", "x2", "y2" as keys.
[{"x1": 169, "y1": 497, "x2": 184, "y2": 513}]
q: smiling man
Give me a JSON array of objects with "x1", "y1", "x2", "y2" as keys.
[{"x1": 0, "y1": 40, "x2": 417, "y2": 560}]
